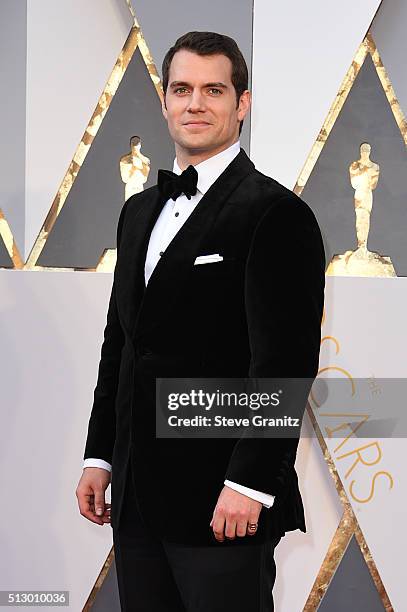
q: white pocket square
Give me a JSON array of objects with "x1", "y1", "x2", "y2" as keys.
[{"x1": 194, "y1": 253, "x2": 224, "y2": 265}]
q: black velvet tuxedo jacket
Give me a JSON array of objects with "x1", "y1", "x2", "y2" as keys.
[{"x1": 83, "y1": 147, "x2": 326, "y2": 546}]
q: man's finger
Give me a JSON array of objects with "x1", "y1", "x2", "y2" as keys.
[
  {"x1": 236, "y1": 517, "x2": 248, "y2": 537},
  {"x1": 224, "y1": 514, "x2": 238, "y2": 540},
  {"x1": 76, "y1": 490, "x2": 104, "y2": 525},
  {"x1": 94, "y1": 490, "x2": 106, "y2": 516},
  {"x1": 212, "y1": 509, "x2": 226, "y2": 542},
  {"x1": 101, "y1": 508, "x2": 111, "y2": 523},
  {"x1": 246, "y1": 507, "x2": 261, "y2": 536}
]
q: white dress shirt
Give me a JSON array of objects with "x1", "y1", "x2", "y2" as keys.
[{"x1": 84, "y1": 139, "x2": 275, "y2": 509}]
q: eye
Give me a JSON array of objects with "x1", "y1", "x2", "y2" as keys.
[
  {"x1": 174, "y1": 87, "x2": 189, "y2": 94},
  {"x1": 208, "y1": 88, "x2": 222, "y2": 95}
]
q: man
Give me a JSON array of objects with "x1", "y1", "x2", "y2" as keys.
[{"x1": 76, "y1": 31, "x2": 326, "y2": 611}]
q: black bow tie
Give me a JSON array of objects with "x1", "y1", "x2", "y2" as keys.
[{"x1": 157, "y1": 164, "x2": 198, "y2": 201}]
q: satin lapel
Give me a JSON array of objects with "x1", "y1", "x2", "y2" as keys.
[
  {"x1": 115, "y1": 188, "x2": 167, "y2": 337},
  {"x1": 132, "y1": 148, "x2": 255, "y2": 342}
]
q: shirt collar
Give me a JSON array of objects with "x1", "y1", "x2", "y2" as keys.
[{"x1": 172, "y1": 140, "x2": 241, "y2": 195}]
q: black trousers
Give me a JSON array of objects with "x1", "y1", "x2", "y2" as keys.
[{"x1": 112, "y1": 461, "x2": 281, "y2": 612}]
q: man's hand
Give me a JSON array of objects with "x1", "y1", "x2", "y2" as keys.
[
  {"x1": 76, "y1": 467, "x2": 111, "y2": 526},
  {"x1": 210, "y1": 485, "x2": 263, "y2": 542}
]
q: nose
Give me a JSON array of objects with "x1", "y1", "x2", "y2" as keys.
[{"x1": 186, "y1": 89, "x2": 205, "y2": 113}]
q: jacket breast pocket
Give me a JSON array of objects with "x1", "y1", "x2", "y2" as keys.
[
  {"x1": 191, "y1": 256, "x2": 238, "y2": 272},
  {"x1": 189, "y1": 257, "x2": 245, "y2": 295}
]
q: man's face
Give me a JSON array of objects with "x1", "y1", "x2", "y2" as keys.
[{"x1": 162, "y1": 49, "x2": 250, "y2": 155}]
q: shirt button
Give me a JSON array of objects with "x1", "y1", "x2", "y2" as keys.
[
  {"x1": 159, "y1": 251, "x2": 164, "y2": 256},
  {"x1": 175, "y1": 212, "x2": 179, "y2": 217}
]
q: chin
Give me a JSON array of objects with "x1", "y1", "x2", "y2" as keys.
[{"x1": 179, "y1": 136, "x2": 215, "y2": 150}]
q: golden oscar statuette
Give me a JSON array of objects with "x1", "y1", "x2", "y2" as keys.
[
  {"x1": 120, "y1": 135, "x2": 150, "y2": 201},
  {"x1": 327, "y1": 143, "x2": 396, "y2": 277},
  {"x1": 97, "y1": 136, "x2": 151, "y2": 271}
]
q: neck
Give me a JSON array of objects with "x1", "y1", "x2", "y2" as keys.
[{"x1": 175, "y1": 138, "x2": 239, "y2": 170}]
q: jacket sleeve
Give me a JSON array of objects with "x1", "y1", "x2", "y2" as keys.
[
  {"x1": 83, "y1": 200, "x2": 129, "y2": 464},
  {"x1": 224, "y1": 195, "x2": 326, "y2": 497}
]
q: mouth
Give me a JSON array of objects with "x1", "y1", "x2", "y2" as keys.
[{"x1": 183, "y1": 121, "x2": 211, "y2": 127}]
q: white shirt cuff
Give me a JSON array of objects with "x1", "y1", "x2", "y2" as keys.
[
  {"x1": 224, "y1": 479, "x2": 275, "y2": 508},
  {"x1": 83, "y1": 458, "x2": 112, "y2": 472}
]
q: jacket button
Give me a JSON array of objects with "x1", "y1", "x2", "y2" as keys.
[{"x1": 139, "y1": 347, "x2": 152, "y2": 357}]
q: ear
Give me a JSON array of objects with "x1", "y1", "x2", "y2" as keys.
[{"x1": 237, "y1": 90, "x2": 251, "y2": 122}]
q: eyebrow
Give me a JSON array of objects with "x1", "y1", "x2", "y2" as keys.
[{"x1": 169, "y1": 81, "x2": 228, "y2": 89}]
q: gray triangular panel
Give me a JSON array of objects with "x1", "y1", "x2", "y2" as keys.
[
  {"x1": 302, "y1": 55, "x2": 407, "y2": 276},
  {"x1": 318, "y1": 535, "x2": 385, "y2": 611}
]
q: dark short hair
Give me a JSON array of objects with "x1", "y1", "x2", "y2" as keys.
[{"x1": 162, "y1": 31, "x2": 249, "y2": 136}]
